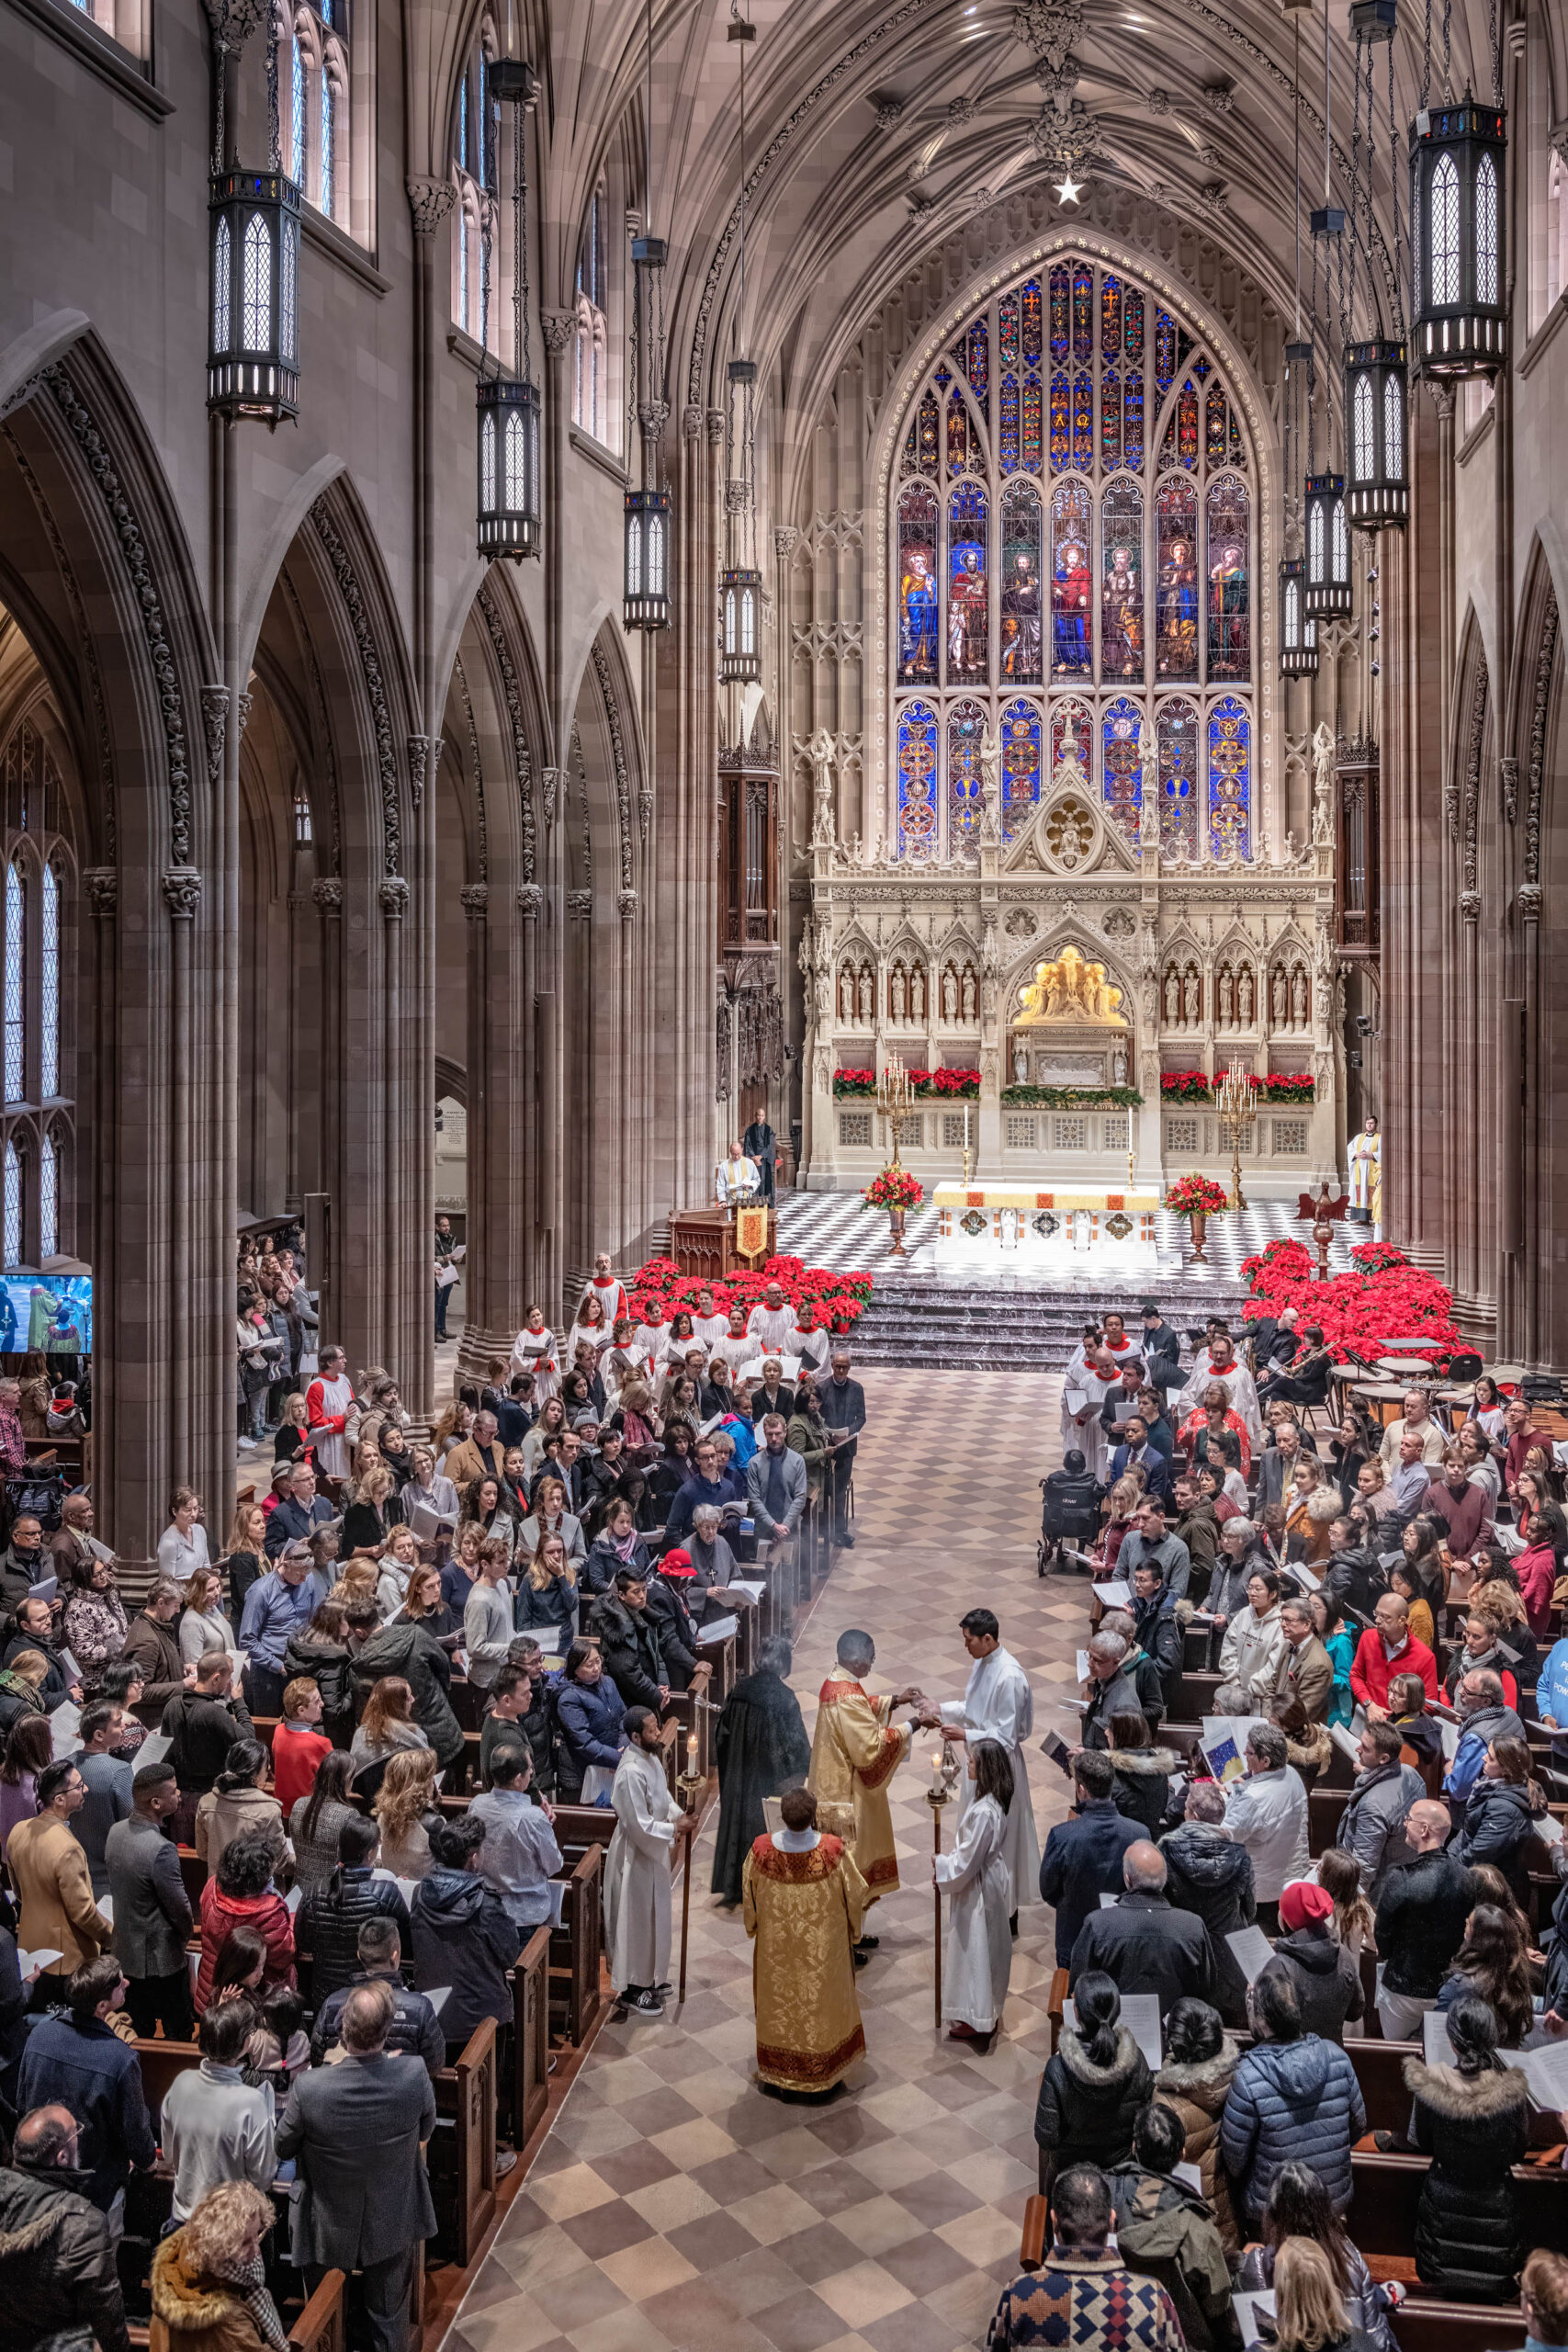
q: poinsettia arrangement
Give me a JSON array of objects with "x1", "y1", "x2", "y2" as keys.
[
  {"x1": 861, "y1": 1166, "x2": 925, "y2": 1212},
  {"x1": 1254, "y1": 1073, "x2": 1315, "y2": 1102},
  {"x1": 1238, "y1": 1235, "x2": 1462, "y2": 1362},
  {"x1": 832, "y1": 1067, "x2": 981, "y2": 1098},
  {"x1": 1161, "y1": 1072, "x2": 1213, "y2": 1102},
  {"x1": 1165, "y1": 1173, "x2": 1231, "y2": 1218},
  {"x1": 832, "y1": 1069, "x2": 876, "y2": 1096},
  {"x1": 626, "y1": 1253, "x2": 874, "y2": 1333}
]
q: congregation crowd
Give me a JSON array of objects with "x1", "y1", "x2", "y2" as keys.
[{"x1": 0, "y1": 1249, "x2": 870, "y2": 2352}]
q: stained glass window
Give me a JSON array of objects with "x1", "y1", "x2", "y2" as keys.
[
  {"x1": 1051, "y1": 699, "x2": 1093, "y2": 790},
  {"x1": 999, "y1": 699, "x2": 1042, "y2": 838},
  {"x1": 1100, "y1": 480, "x2": 1144, "y2": 684},
  {"x1": 947, "y1": 483, "x2": 988, "y2": 683},
  {"x1": 1050, "y1": 481, "x2": 1092, "y2": 678},
  {"x1": 889, "y1": 258, "x2": 1252, "y2": 857},
  {"x1": 1208, "y1": 695, "x2": 1251, "y2": 859},
  {"x1": 897, "y1": 701, "x2": 939, "y2": 859},
  {"x1": 1155, "y1": 479, "x2": 1199, "y2": 681},
  {"x1": 1102, "y1": 696, "x2": 1144, "y2": 843},
  {"x1": 999, "y1": 482, "x2": 1043, "y2": 686},
  {"x1": 947, "y1": 699, "x2": 987, "y2": 847},
  {"x1": 290, "y1": 36, "x2": 305, "y2": 185},
  {"x1": 4, "y1": 863, "x2": 22, "y2": 1104},
  {"x1": 1205, "y1": 475, "x2": 1250, "y2": 681},
  {"x1": 3, "y1": 1141, "x2": 18, "y2": 1269},
  {"x1": 896, "y1": 485, "x2": 940, "y2": 685},
  {"x1": 321, "y1": 73, "x2": 333, "y2": 215},
  {"x1": 39, "y1": 1125, "x2": 58, "y2": 1261},
  {"x1": 1158, "y1": 698, "x2": 1200, "y2": 858},
  {"x1": 40, "y1": 861, "x2": 58, "y2": 1099}
]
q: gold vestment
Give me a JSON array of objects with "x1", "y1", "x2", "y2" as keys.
[
  {"x1": 807, "y1": 1677, "x2": 909, "y2": 1897},
  {"x1": 742, "y1": 1833, "x2": 867, "y2": 2092}
]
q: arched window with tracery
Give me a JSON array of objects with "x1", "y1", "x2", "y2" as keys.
[
  {"x1": 450, "y1": 22, "x2": 497, "y2": 339},
  {"x1": 572, "y1": 179, "x2": 615, "y2": 449},
  {"x1": 890, "y1": 255, "x2": 1256, "y2": 860},
  {"x1": 0, "y1": 719, "x2": 76, "y2": 1270},
  {"x1": 284, "y1": 4, "x2": 351, "y2": 232}
]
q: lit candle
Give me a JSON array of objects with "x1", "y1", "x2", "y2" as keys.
[
  {"x1": 687, "y1": 1732, "x2": 698, "y2": 1766},
  {"x1": 930, "y1": 1746, "x2": 943, "y2": 1789}
]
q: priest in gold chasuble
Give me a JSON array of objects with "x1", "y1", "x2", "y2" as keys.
[
  {"x1": 743, "y1": 1786, "x2": 868, "y2": 2094},
  {"x1": 807, "y1": 1629, "x2": 919, "y2": 1900}
]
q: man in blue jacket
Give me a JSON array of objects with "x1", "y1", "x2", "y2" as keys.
[
  {"x1": 665, "y1": 1435, "x2": 745, "y2": 1545},
  {"x1": 17, "y1": 1954, "x2": 157, "y2": 2215},
  {"x1": 1038, "y1": 1751, "x2": 1143, "y2": 1965}
]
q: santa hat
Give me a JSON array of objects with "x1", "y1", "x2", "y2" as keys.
[
  {"x1": 660, "y1": 1547, "x2": 696, "y2": 1577},
  {"x1": 1279, "y1": 1879, "x2": 1334, "y2": 1931}
]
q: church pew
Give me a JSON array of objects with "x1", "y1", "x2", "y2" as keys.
[
  {"x1": 133, "y1": 2035, "x2": 202, "y2": 2126},
  {"x1": 513, "y1": 1926, "x2": 551, "y2": 2146},
  {"x1": 176, "y1": 1845, "x2": 207, "y2": 1911},
  {"x1": 1346, "y1": 2149, "x2": 1568, "y2": 2258},
  {"x1": 549, "y1": 1843, "x2": 606, "y2": 2049},
  {"x1": 430, "y1": 2015, "x2": 498, "y2": 2268},
  {"x1": 149, "y1": 2268, "x2": 346, "y2": 2352}
]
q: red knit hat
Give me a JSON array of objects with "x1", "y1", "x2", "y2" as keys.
[
  {"x1": 660, "y1": 1547, "x2": 695, "y2": 1577},
  {"x1": 1279, "y1": 1880, "x2": 1334, "y2": 1931}
]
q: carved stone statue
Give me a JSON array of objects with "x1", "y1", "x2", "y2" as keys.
[
  {"x1": 1183, "y1": 970, "x2": 1200, "y2": 1025},
  {"x1": 1111, "y1": 1041, "x2": 1128, "y2": 1085},
  {"x1": 808, "y1": 729, "x2": 838, "y2": 848},
  {"x1": 1012, "y1": 1037, "x2": 1029, "y2": 1083},
  {"x1": 890, "y1": 966, "x2": 907, "y2": 1024},
  {"x1": 1292, "y1": 968, "x2": 1308, "y2": 1026},
  {"x1": 1164, "y1": 971, "x2": 1180, "y2": 1025},
  {"x1": 980, "y1": 922, "x2": 999, "y2": 1018},
  {"x1": 942, "y1": 966, "x2": 958, "y2": 1022},
  {"x1": 977, "y1": 720, "x2": 1003, "y2": 846},
  {"x1": 857, "y1": 967, "x2": 874, "y2": 1026},
  {"x1": 1139, "y1": 723, "x2": 1159, "y2": 850},
  {"x1": 910, "y1": 965, "x2": 926, "y2": 1023},
  {"x1": 1238, "y1": 966, "x2": 1255, "y2": 1026},
  {"x1": 839, "y1": 966, "x2": 852, "y2": 1022},
  {"x1": 962, "y1": 966, "x2": 977, "y2": 1022},
  {"x1": 1311, "y1": 721, "x2": 1336, "y2": 846},
  {"x1": 1218, "y1": 968, "x2": 1235, "y2": 1027},
  {"x1": 1271, "y1": 967, "x2": 1288, "y2": 1028}
]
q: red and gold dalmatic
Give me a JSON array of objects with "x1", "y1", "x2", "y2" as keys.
[
  {"x1": 742, "y1": 1834, "x2": 868, "y2": 2092},
  {"x1": 807, "y1": 1677, "x2": 910, "y2": 1898}
]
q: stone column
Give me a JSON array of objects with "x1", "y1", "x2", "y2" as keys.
[{"x1": 310, "y1": 876, "x2": 344, "y2": 1342}]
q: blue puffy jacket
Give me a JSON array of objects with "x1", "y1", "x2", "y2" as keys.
[
  {"x1": 1537, "y1": 1637, "x2": 1568, "y2": 1747},
  {"x1": 1219, "y1": 2033, "x2": 1366, "y2": 2220},
  {"x1": 555, "y1": 1670, "x2": 626, "y2": 1797}
]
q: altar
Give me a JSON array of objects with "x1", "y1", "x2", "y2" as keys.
[{"x1": 932, "y1": 1181, "x2": 1159, "y2": 1272}]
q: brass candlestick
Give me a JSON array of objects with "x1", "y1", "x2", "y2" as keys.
[
  {"x1": 1214, "y1": 1056, "x2": 1252, "y2": 1212},
  {"x1": 875, "y1": 1049, "x2": 915, "y2": 1168}
]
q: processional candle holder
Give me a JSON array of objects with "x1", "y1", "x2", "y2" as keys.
[
  {"x1": 926, "y1": 1741, "x2": 961, "y2": 2028},
  {"x1": 1214, "y1": 1058, "x2": 1253, "y2": 1213},
  {"x1": 875, "y1": 1050, "x2": 915, "y2": 1170}
]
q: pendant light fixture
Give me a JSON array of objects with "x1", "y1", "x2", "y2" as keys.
[
  {"x1": 718, "y1": 7, "x2": 763, "y2": 686},
  {"x1": 1303, "y1": 0, "x2": 1351, "y2": 623},
  {"x1": 476, "y1": 51, "x2": 542, "y2": 561},
  {"x1": 1279, "y1": 16, "x2": 1319, "y2": 681},
  {"x1": 208, "y1": 0, "x2": 301, "y2": 425},
  {"x1": 625, "y1": 0, "x2": 671, "y2": 629},
  {"x1": 1410, "y1": 0, "x2": 1506, "y2": 377},
  {"x1": 1344, "y1": 5, "x2": 1408, "y2": 526}
]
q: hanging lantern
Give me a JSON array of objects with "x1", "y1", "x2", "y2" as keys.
[
  {"x1": 1303, "y1": 472, "x2": 1351, "y2": 619},
  {"x1": 719, "y1": 564, "x2": 763, "y2": 684},
  {"x1": 1344, "y1": 339, "x2": 1408, "y2": 528},
  {"x1": 476, "y1": 376, "x2": 542, "y2": 561},
  {"x1": 1409, "y1": 99, "x2": 1506, "y2": 378},
  {"x1": 1279, "y1": 559, "x2": 1319, "y2": 678},
  {"x1": 475, "y1": 53, "x2": 542, "y2": 560},
  {"x1": 624, "y1": 488, "x2": 671, "y2": 629},
  {"x1": 208, "y1": 167, "x2": 301, "y2": 424},
  {"x1": 625, "y1": 229, "x2": 672, "y2": 630}
]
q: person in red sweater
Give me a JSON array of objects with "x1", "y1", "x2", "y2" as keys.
[
  {"x1": 1350, "y1": 1591, "x2": 1439, "y2": 1718},
  {"x1": 1514, "y1": 1500, "x2": 1566, "y2": 1641},
  {"x1": 270, "y1": 1677, "x2": 334, "y2": 1815},
  {"x1": 1502, "y1": 1398, "x2": 1556, "y2": 1496}
]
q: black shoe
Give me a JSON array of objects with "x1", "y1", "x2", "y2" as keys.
[
  {"x1": 621, "y1": 1988, "x2": 664, "y2": 2022},
  {"x1": 855, "y1": 1934, "x2": 880, "y2": 1951},
  {"x1": 1010, "y1": 1912, "x2": 1020, "y2": 1939},
  {"x1": 837, "y1": 1529, "x2": 856, "y2": 1548},
  {"x1": 853, "y1": 1949, "x2": 871, "y2": 1969}
]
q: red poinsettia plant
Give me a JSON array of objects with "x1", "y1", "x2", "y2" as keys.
[
  {"x1": 1238, "y1": 1235, "x2": 1462, "y2": 1363},
  {"x1": 626, "y1": 1253, "x2": 874, "y2": 1333},
  {"x1": 1165, "y1": 1174, "x2": 1231, "y2": 1218},
  {"x1": 832, "y1": 1068, "x2": 877, "y2": 1096},
  {"x1": 1254, "y1": 1073, "x2": 1315, "y2": 1102},
  {"x1": 914, "y1": 1067, "x2": 981, "y2": 1098},
  {"x1": 861, "y1": 1166, "x2": 924, "y2": 1213},
  {"x1": 1161, "y1": 1072, "x2": 1213, "y2": 1102}
]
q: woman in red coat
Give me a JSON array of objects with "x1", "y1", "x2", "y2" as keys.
[
  {"x1": 1514, "y1": 1500, "x2": 1565, "y2": 1641},
  {"x1": 195, "y1": 1829, "x2": 295, "y2": 2011}
]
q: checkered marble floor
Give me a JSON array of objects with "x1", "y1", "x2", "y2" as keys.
[{"x1": 446, "y1": 1368, "x2": 1088, "y2": 2352}]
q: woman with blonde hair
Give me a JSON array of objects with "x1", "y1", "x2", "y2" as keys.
[
  {"x1": 0, "y1": 1647, "x2": 50, "y2": 1737},
  {"x1": 274, "y1": 1388, "x2": 312, "y2": 1470},
  {"x1": 1314, "y1": 1847, "x2": 1376, "y2": 1960},
  {"x1": 520, "y1": 1394, "x2": 569, "y2": 1478},
  {"x1": 431, "y1": 1396, "x2": 472, "y2": 1466},
  {"x1": 343, "y1": 1461, "x2": 396, "y2": 1560},
  {"x1": 1285, "y1": 1457, "x2": 1340, "y2": 1567},
  {"x1": 179, "y1": 1566, "x2": 236, "y2": 1666},
  {"x1": 328, "y1": 1559, "x2": 379, "y2": 1610},
  {"x1": 1099, "y1": 1474, "x2": 1143, "y2": 1578},
  {"x1": 515, "y1": 1472, "x2": 585, "y2": 1568},
  {"x1": 372, "y1": 1745, "x2": 441, "y2": 1880},
  {"x1": 152, "y1": 2178, "x2": 287, "y2": 2352},
  {"x1": 375, "y1": 1522, "x2": 423, "y2": 1622},
  {"x1": 222, "y1": 1499, "x2": 270, "y2": 1626},
  {"x1": 1272, "y1": 2237, "x2": 1375, "y2": 2352},
  {"x1": 349, "y1": 1676, "x2": 429, "y2": 1775}
]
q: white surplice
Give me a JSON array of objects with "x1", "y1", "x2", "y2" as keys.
[
  {"x1": 603, "y1": 1745, "x2": 678, "y2": 1992},
  {"x1": 747, "y1": 1303, "x2": 800, "y2": 1354},
  {"x1": 632, "y1": 1321, "x2": 672, "y2": 1376},
  {"x1": 693, "y1": 1312, "x2": 731, "y2": 1354},
  {"x1": 565, "y1": 1319, "x2": 612, "y2": 1372},
  {"x1": 1060, "y1": 1359, "x2": 1117, "y2": 1479},
  {"x1": 510, "y1": 1323, "x2": 560, "y2": 1403},
  {"x1": 933, "y1": 1791, "x2": 1013, "y2": 2031},
  {"x1": 1175, "y1": 1349, "x2": 1263, "y2": 1447},
  {"x1": 939, "y1": 1645, "x2": 1042, "y2": 1907}
]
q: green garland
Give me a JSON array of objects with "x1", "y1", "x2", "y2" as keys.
[{"x1": 999, "y1": 1084, "x2": 1144, "y2": 1108}]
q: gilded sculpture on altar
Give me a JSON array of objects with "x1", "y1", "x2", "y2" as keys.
[{"x1": 1014, "y1": 946, "x2": 1124, "y2": 1026}]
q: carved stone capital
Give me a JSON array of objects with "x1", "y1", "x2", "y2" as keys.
[
  {"x1": 682, "y1": 403, "x2": 705, "y2": 440},
  {"x1": 517, "y1": 881, "x2": 544, "y2": 919},
  {"x1": 1517, "y1": 882, "x2": 1543, "y2": 923},
  {"x1": 200, "y1": 684, "x2": 229, "y2": 791},
  {"x1": 1428, "y1": 384, "x2": 1457, "y2": 423},
  {"x1": 540, "y1": 308, "x2": 576, "y2": 357},
  {"x1": 235, "y1": 690, "x2": 254, "y2": 738},
  {"x1": 406, "y1": 175, "x2": 457, "y2": 236},
  {"x1": 541, "y1": 765, "x2": 559, "y2": 825},
  {"x1": 84, "y1": 866, "x2": 118, "y2": 920},
  {"x1": 379, "y1": 876, "x2": 410, "y2": 921},
  {"x1": 617, "y1": 888, "x2": 638, "y2": 922},
  {"x1": 161, "y1": 865, "x2": 202, "y2": 922},
  {"x1": 1458, "y1": 888, "x2": 1482, "y2": 924},
  {"x1": 706, "y1": 409, "x2": 727, "y2": 444},
  {"x1": 311, "y1": 876, "x2": 344, "y2": 914},
  {"x1": 872, "y1": 96, "x2": 904, "y2": 130},
  {"x1": 566, "y1": 888, "x2": 593, "y2": 919},
  {"x1": 408, "y1": 734, "x2": 432, "y2": 813},
  {"x1": 774, "y1": 526, "x2": 799, "y2": 560},
  {"x1": 460, "y1": 882, "x2": 490, "y2": 922}
]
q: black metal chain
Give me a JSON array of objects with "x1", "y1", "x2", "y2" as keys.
[
  {"x1": 1489, "y1": 0, "x2": 1501, "y2": 107},
  {"x1": 266, "y1": 2, "x2": 279, "y2": 173},
  {"x1": 1421, "y1": 0, "x2": 1433, "y2": 108},
  {"x1": 1441, "y1": 0, "x2": 1452, "y2": 104},
  {"x1": 512, "y1": 98, "x2": 523, "y2": 377},
  {"x1": 1386, "y1": 44, "x2": 1405, "y2": 335}
]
